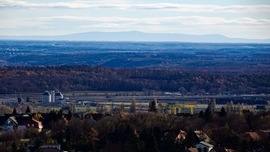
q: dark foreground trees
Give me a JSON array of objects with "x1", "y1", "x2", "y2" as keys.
[{"x1": 1, "y1": 110, "x2": 270, "y2": 152}]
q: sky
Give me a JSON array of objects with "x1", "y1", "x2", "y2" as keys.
[{"x1": 0, "y1": 0, "x2": 270, "y2": 39}]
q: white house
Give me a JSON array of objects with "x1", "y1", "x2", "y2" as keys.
[
  {"x1": 0, "y1": 116, "x2": 43, "y2": 132},
  {"x1": 1, "y1": 116, "x2": 18, "y2": 132}
]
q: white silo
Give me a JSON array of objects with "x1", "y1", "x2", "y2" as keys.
[
  {"x1": 50, "y1": 90, "x2": 55, "y2": 103},
  {"x1": 55, "y1": 92, "x2": 63, "y2": 102},
  {"x1": 42, "y1": 91, "x2": 51, "y2": 103}
]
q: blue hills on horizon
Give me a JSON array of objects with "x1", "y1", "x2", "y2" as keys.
[{"x1": 0, "y1": 31, "x2": 270, "y2": 43}]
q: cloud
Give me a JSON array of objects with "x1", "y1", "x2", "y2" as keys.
[
  {"x1": 0, "y1": 0, "x2": 129, "y2": 9},
  {"x1": 1, "y1": 0, "x2": 270, "y2": 12},
  {"x1": 132, "y1": 3, "x2": 270, "y2": 12},
  {"x1": 31, "y1": 15, "x2": 270, "y2": 26},
  {"x1": 0, "y1": 18, "x2": 53, "y2": 29},
  {"x1": 2, "y1": 15, "x2": 269, "y2": 30}
]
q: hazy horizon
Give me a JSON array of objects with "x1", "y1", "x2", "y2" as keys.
[
  {"x1": 1, "y1": 31, "x2": 270, "y2": 43},
  {"x1": 1, "y1": 0, "x2": 270, "y2": 40}
]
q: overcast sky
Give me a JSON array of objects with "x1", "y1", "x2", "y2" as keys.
[{"x1": 0, "y1": 0, "x2": 270, "y2": 39}]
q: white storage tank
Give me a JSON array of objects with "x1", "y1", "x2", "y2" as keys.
[
  {"x1": 42, "y1": 91, "x2": 51, "y2": 103},
  {"x1": 55, "y1": 92, "x2": 63, "y2": 102}
]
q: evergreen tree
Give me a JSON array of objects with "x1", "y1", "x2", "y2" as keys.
[
  {"x1": 148, "y1": 98, "x2": 158, "y2": 113},
  {"x1": 26, "y1": 96, "x2": 30, "y2": 102},
  {"x1": 17, "y1": 97, "x2": 22, "y2": 103},
  {"x1": 208, "y1": 98, "x2": 216, "y2": 114},
  {"x1": 130, "y1": 99, "x2": 136, "y2": 113},
  {"x1": 198, "y1": 110, "x2": 204, "y2": 118},
  {"x1": 204, "y1": 108, "x2": 212, "y2": 122},
  {"x1": 67, "y1": 110, "x2": 72, "y2": 120},
  {"x1": 220, "y1": 107, "x2": 226, "y2": 117},
  {"x1": 26, "y1": 106, "x2": 31, "y2": 114},
  {"x1": 12, "y1": 108, "x2": 17, "y2": 115}
]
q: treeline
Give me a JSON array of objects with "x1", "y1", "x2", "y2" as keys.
[{"x1": 0, "y1": 66, "x2": 269, "y2": 94}]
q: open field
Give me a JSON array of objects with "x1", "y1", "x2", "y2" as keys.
[
  {"x1": 1, "y1": 91, "x2": 269, "y2": 103},
  {"x1": 1, "y1": 90, "x2": 269, "y2": 114}
]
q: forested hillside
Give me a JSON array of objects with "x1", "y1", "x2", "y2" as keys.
[{"x1": 0, "y1": 66, "x2": 269, "y2": 94}]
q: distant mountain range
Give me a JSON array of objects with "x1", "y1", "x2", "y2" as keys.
[{"x1": 1, "y1": 31, "x2": 270, "y2": 43}]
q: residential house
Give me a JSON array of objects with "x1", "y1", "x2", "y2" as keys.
[
  {"x1": 40, "y1": 144, "x2": 61, "y2": 152},
  {"x1": 240, "y1": 130, "x2": 270, "y2": 142},
  {"x1": 195, "y1": 141, "x2": 214, "y2": 152},
  {"x1": 240, "y1": 132, "x2": 260, "y2": 141},
  {"x1": 194, "y1": 130, "x2": 211, "y2": 143},
  {"x1": 0, "y1": 116, "x2": 8, "y2": 131},
  {"x1": 0, "y1": 115, "x2": 42, "y2": 132},
  {"x1": 28, "y1": 143, "x2": 61, "y2": 152},
  {"x1": 256, "y1": 130, "x2": 270, "y2": 140},
  {"x1": 175, "y1": 130, "x2": 187, "y2": 142},
  {"x1": 17, "y1": 116, "x2": 43, "y2": 132},
  {"x1": 0, "y1": 116, "x2": 19, "y2": 132},
  {"x1": 162, "y1": 129, "x2": 182, "y2": 142}
]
